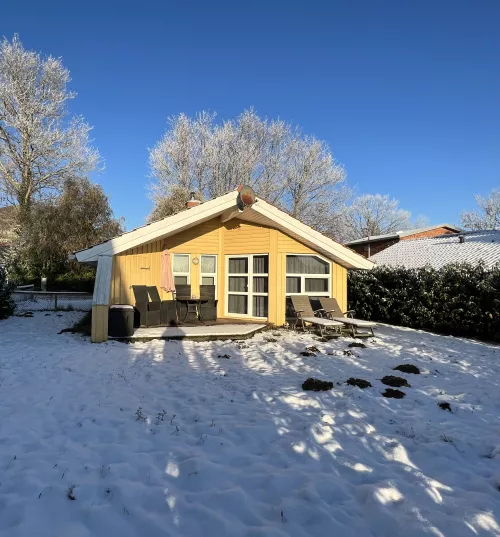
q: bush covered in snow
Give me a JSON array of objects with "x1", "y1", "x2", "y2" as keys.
[
  {"x1": 0, "y1": 267, "x2": 14, "y2": 319},
  {"x1": 348, "y1": 262, "x2": 500, "y2": 342}
]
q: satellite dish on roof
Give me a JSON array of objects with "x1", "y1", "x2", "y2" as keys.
[{"x1": 237, "y1": 185, "x2": 256, "y2": 210}]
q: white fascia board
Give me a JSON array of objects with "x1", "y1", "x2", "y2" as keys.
[
  {"x1": 253, "y1": 200, "x2": 375, "y2": 270},
  {"x1": 93, "y1": 255, "x2": 113, "y2": 306},
  {"x1": 76, "y1": 191, "x2": 239, "y2": 263}
]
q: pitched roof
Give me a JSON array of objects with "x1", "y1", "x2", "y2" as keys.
[
  {"x1": 74, "y1": 189, "x2": 374, "y2": 270},
  {"x1": 345, "y1": 223, "x2": 461, "y2": 245},
  {"x1": 370, "y1": 230, "x2": 500, "y2": 269}
]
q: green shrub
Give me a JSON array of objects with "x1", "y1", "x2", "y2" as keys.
[
  {"x1": 348, "y1": 263, "x2": 500, "y2": 342},
  {"x1": 13, "y1": 268, "x2": 95, "y2": 293},
  {"x1": 52, "y1": 269, "x2": 95, "y2": 293},
  {"x1": 0, "y1": 267, "x2": 15, "y2": 319}
]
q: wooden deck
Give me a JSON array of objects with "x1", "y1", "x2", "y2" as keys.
[{"x1": 110, "y1": 323, "x2": 267, "y2": 342}]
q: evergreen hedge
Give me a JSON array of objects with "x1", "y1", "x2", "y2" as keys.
[
  {"x1": 0, "y1": 267, "x2": 14, "y2": 319},
  {"x1": 348, "y1": 263, "x2": 500, "y2": 342}
]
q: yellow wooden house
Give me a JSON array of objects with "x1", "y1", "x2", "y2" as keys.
[{"x1": 74, "y1": 187, "x2": 374, "y2": 342}]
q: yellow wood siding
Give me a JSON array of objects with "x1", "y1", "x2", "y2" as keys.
[
  {"x1": 91, "y1": 305, "x2": 109, "y2": 343},
  {"x1": 223, "y1": 219, "x2": 271, "y2": 253},
  {"x1": 110, "y1": 216, "x2": 349, "y2": 325}
]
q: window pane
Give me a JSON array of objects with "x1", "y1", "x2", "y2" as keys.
[
  {"x1": 201, "y1": 276, "x2": 215, "y2": 286},
  {"x1": 174, "y1": 275, "x2": 188, "y2": 285},
  {"x1": 305, "y1": 278, "x2": 328, "y2": 292},
  {"x1": 228, "y1": 294, "x2": 247, "y2": 314},
  {"x1": 286, "y1": 277, "x2": 301, "y2": 294},
  {"x1": 253, "y1": 276, "x2": 268, "y2": 293},
  {"x1": 253, "y1": 255, "x2": 268, "y2": 274},
  {"x1": 286, "y1": 255, "x2": 329, "y2": 274},
  {"x1": 253, "y1": 296, "x2": 268, "y2": 317},
  {"x1": 229, "y1": 276, "x2": 247, "y2": 292},
  {"x1": 229, "y1": 258, "x2": 248, "y2": 274},
  {"x1": 201, "y1": 255, "x2": 216, "y2": 273},
  {"x1": 173, "y1": 254, "x2": 189, "y2": 273}
]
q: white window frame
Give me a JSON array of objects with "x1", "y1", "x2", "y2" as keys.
[
  {"x1": 225, "y1": 254, "x2": 269, "y2": 319},
  {"x1": 172, "y1": 253, "x2": 191, "y2": 285},
  {"x1": 285, "y1": 253, "x2": 331, "y2": 297},
  {"x1": 200, "y1": 254, "x2": 218, "y2": 299}
]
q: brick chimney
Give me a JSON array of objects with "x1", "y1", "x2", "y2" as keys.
[{"x1": 186, "y1": 192, "x2": 201, "y2": 209}]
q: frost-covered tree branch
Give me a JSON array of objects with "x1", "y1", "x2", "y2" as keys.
[
  {"x1": 460, "y1": 189, "x2": 500, "y2": 230},
  {"x1": 149, "y1": 109, "x2": 348, "y2": 236},
  {"x1": 342, "y1": 194, "x2": 412, "y2": 241},
  {"x1": 0, "y1": 35, "x2": 101, "y2": 211}
]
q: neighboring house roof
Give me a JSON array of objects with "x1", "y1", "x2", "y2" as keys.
[
  {"x1": 345, "y1": 224, "x2": 461, "y2": 245},
  {"x1": 74, "y1": 189, "x2": 374, "y2": 270},
  {"x1": 370, "y1": 230, "x2": 500, "y2": 269}
]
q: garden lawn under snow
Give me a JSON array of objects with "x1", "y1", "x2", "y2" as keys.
[{"x1": 1, "y1": 314, "x2": 500, "y2": 537}]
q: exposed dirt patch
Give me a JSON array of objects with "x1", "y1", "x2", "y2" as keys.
[
  {"x1": 302, "y1": 378, "x2": 334, "y2": 391},
  {"x1": 264, "y1": 338, "x2": 278, "y2": 343},
  {"x1": 305, "y1": 345, "x2": 320, "y2": 353},
  {"x1": 346, "y1": 378, "x2": 372, "y2": 389},
  {"x1": 217, "y1": 354, "x2": 231, "y2": 359},
  {"x1": 348, "y1": 342, "x2": 366, "y2": 348},
  {"x1": 343, "y1": 350, "x2": 355, "y2": 357},
  {"x1": 381, "y1": 375, "x2": 411, "y2": 388},
  {"x1": 438, "y1": 402, "x2": 452, "y2": 412},
  {"x1": 393, "y1": 364, "x2": 420, "y2": 375},
  {"x1": 300, "y1": 351, "x2": 316, "y2": 357},
  {"x1": 382, "y1": 388, "x2": 406, "y2": 399}
]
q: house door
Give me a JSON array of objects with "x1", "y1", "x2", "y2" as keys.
[{"x1": 226, "y1": 255, "x2": 269, "y2": 318}]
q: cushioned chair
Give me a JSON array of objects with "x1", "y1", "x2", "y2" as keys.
[
  {"x1": 147, "y1": 286, "x2": 178, "y2": 326},
  {"x1": 132, "y1": 285, "x2": 160, "y2": 327},
  {"x1": 200, "y1": 284, "x2": 217, "y2": 321}
]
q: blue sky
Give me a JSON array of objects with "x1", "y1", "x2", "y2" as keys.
[{"x1": 2, "y1": 0, "x2": 499, "y2": 230}]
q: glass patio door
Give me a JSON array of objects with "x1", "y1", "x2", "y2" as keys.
[{"x1": 227, "y1": 255, "x2": 269, "y2": 318}]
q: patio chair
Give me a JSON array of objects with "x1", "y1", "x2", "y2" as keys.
[
  {"x1": 318, "y1": 297, "x2": 377, "y2": 337},
  {"x1": 200, "y1": 284, "x2": 217, "y2": 321},
  {"x1": 132, "y1": 285, "x2": 160, "y2": 327},
  {"x1": 173, "y1": 284, "x2": 192, "y2": 322},
  {"x1": 147, "y1": 286, "x2": 178, "y2": 326},
  {"x1": 289, "y1": 295, "x2": 344, "y2": 337}
]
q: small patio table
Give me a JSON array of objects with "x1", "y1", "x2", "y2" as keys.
[{"x1": 175, "y1": 297, "x2": 209, "y2": 325}]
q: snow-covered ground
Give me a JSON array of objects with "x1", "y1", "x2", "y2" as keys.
[{"x1": 1, "y1": 313, "x2": 500, "y2": 537}]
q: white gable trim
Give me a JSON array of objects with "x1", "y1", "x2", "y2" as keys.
[
  {"x1": 93, "y1": 255, "x2": 113, "y2": 306},
  {"x1": 252, "y1": 200, "x2": 374, "y2": 269},
  {"x1": 75, "y1": 189, "x2": 374, "y2": 269},
  {"x1": 75, "y1": 191, "x2": 239, "y2": 263}
]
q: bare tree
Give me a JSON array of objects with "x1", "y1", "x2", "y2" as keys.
[
  {"x1": 343, "y1": 194, "x2": 412, "y2": 241},
  {"x1": 460, "y1": 189, "x2": 500, "y2": 230},
  {"x1": 147, "y1": 186, "x2": 201, "y2": 223},
  {"x1": 149, "y1": 109, "x2": 348, "y2": 235},
  {"x1": 0, "y1": 35, "x2": 101, "y2": 212}
]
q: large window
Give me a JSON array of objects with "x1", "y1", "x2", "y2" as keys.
[
  {"x1": 226, "y1": 254, "x2": 269, "y2": 318},
  {"x1": 286, "y1": 254, "x2": 330, "y2": 296},
  {"x1": 200, "y1": 255, "x2": 217, "y2": 298},
  {"x1": 172, "y1": 254, "x2": 190, "y2": 286}
]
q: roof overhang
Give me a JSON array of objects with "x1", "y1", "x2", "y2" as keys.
[{"x1": 74, "y1": 190, "x2": 374, "y2": 270}]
